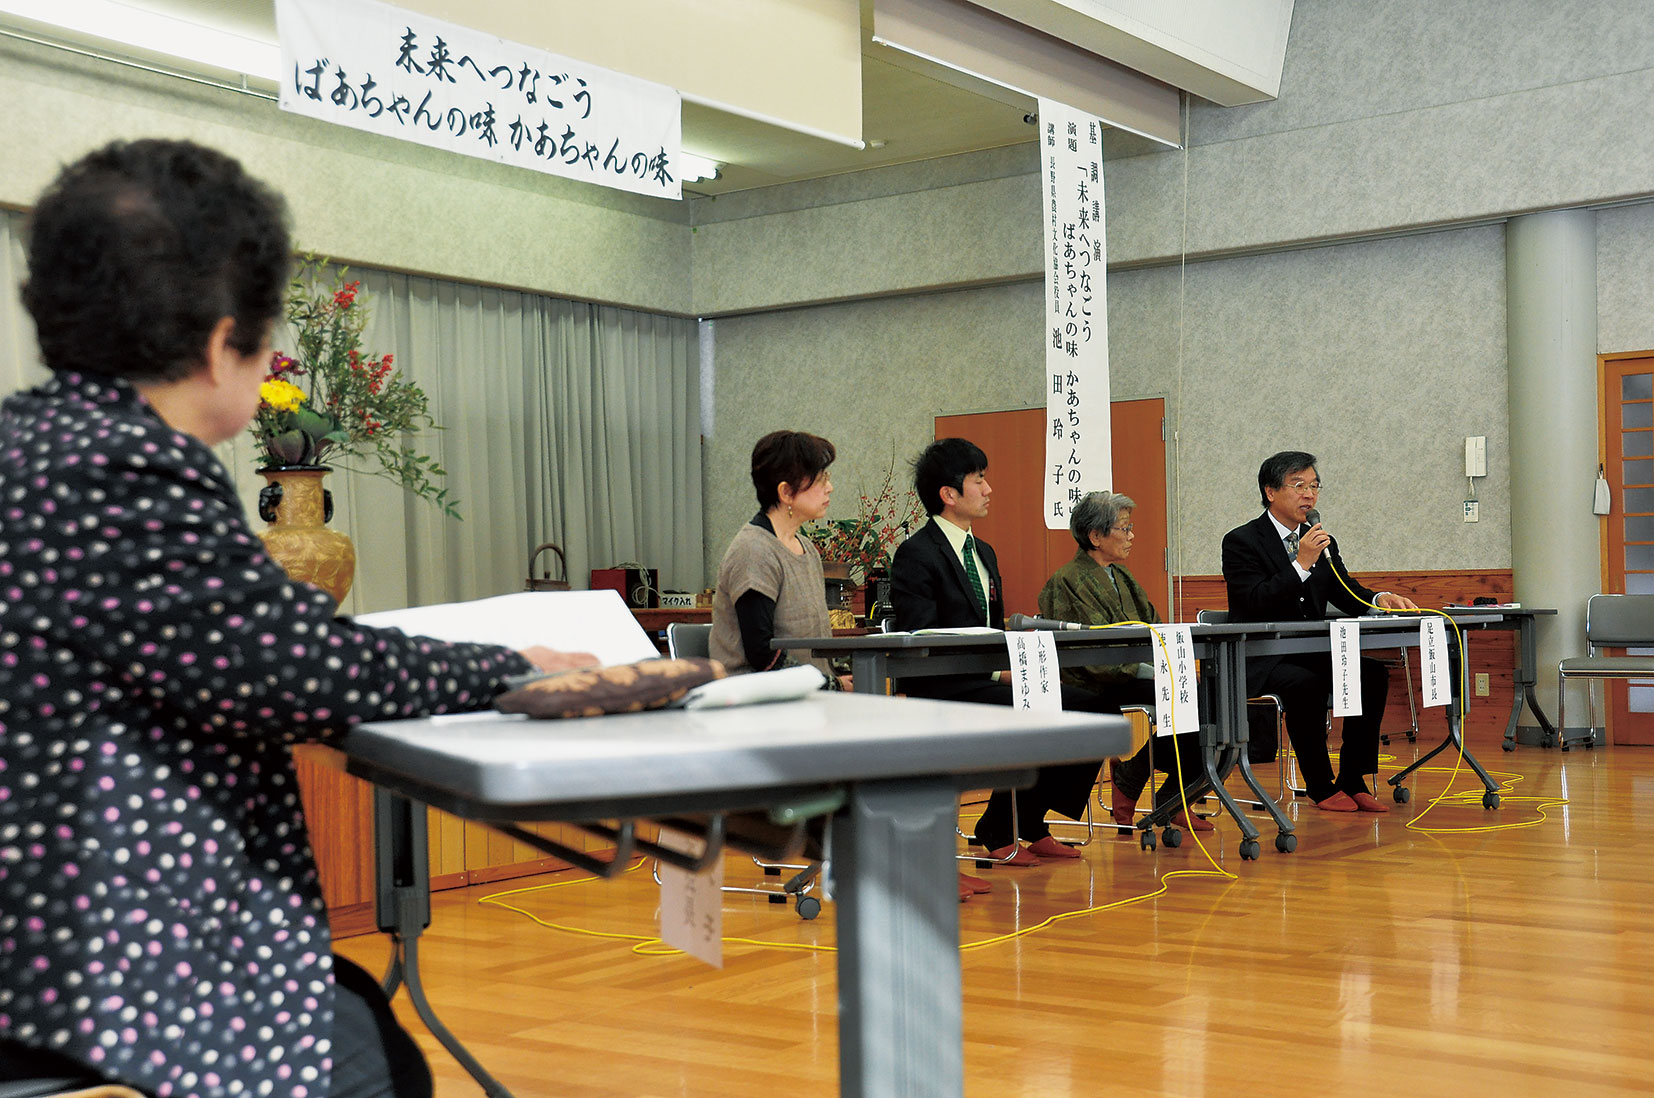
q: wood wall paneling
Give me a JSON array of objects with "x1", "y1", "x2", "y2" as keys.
[{"x1": 1175, "y1": 569, "x2": 1517, "y2": 748}]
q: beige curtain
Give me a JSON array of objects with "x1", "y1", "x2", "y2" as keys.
[{"x1": 0, "y1": 213, "x2": 703, "y2": 615}]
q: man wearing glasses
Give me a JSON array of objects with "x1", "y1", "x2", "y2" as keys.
[{"x1": 1221, "y1": 451, "x2": 1418, "y2": 812}]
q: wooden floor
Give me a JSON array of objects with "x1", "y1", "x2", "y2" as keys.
[{"x1": 337, "y1": 740, "x2": 1654, "y2": 1098}]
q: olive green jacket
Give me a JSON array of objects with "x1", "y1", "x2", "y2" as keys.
[{"x1": 1037, "y1": 548, "x2": 1160, "y2": 690}]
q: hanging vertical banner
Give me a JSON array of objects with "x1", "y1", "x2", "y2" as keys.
[
  {"x1": 1039, "y1": 96, "x2": 1111, "y2": 529},
  {"x1": 1331, "y1": 620, "x2": 1363, "y2": 717},
  {"x1": 277, "y1": 0, "x2": 683, "y2": 200},
  {"x1": 1150, "y1": 625, "x2": 1197, "y2": 737},
  {"x1": 1420, "y1": 618, "x2": 1450, "y2": 708},
  {"x1": 1005, "y1": 631, "x2": 1062, "y2": 713}
]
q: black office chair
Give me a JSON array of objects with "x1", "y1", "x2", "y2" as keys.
[{"x1": 664, "y1": 621, "x2": 825, "y2": 918}]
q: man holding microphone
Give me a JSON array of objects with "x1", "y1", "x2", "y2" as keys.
[{"x1": 1221, "y1": 451, "x2": 1418, "y2": 812}]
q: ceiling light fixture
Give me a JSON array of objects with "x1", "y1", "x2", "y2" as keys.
[
  {"x1": 0, "y1": 0, "x2": 280, "y2": 79},
  {"x1": 679, "y1": 151, "x2": 721, "y2": 183}
]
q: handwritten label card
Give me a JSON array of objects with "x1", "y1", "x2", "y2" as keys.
[
  {"x1": 1420, "y1": 617, "x2": 1449, "y2": 708},
  {"x1": 656, "y1": 827, "x2": 723, "y2": 968},
  {"x1": 1005, "y1": 630, "x2": 1062, "y2": 713},
  {"x1": 1150, "y1": 624, "x2": 1198, "y2": 737},
  {"x1": 1331, "y1": 620, "x2": 1362, "y2": 717}
]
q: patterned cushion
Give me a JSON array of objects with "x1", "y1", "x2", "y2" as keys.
[{"x1": 495, "y1": 657, "x2": 726, "y2": 719}]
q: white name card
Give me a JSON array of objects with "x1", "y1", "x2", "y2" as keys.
[
  {"x1": 1331, "y1": 620, "x2": 1362, "y2": 717},
  {"x1": 1150, "y1": 624, "x2": 1198, "y2": 737},
  {"x1": 1005, "y1": 630, "x2": 1063, "y2": 713},
  {"x1": 1420, "y1": 617, "x2": 1450, "y2": 708}
]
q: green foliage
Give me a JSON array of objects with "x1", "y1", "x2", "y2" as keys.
[{"x1": 250, "y1": 257, "x2": 460, "y2": 519}]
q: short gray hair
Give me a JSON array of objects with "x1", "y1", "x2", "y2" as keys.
[{"x1": 1070, "y1": 491, "x2": 1135, "y2": 549}]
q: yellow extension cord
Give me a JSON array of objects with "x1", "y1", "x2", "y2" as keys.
[{"x1": 477, "y1": 601, "x2": 1567, "y2": 956}]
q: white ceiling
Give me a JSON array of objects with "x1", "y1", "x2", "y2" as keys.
[{"x1": 0, "y1": 0, "x2": 1285, "y2": 196}]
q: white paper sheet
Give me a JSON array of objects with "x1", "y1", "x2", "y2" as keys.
[{"x1": 357, "y1": 589, "x2": 660, "y2": 666}]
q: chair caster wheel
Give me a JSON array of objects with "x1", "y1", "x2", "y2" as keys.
[
  {"x1": 1275, "y1": 833, "x2": 1297, "y2": 854},
  {"x1": 1392, "y1": 786, "x2": 1411, "y2": 804},
  {"x1": 796, "y1": 895, "x2": 821, "y2": 920},
  {"x1": 1140, "y1": 830, "x2": 1156, "y2": 851},
  {"x1": 1239, "y1": 839, "x2": 1261, "y2": 861},
  {"x1": 1163, "y1": 827, "x2": 1183, "y2": 849},
  {"x1": 1483, "y1": 791, "x2": 1500, "y2": 810},
  {"x1": 1501, "y1": 741, "x2": 1515, "y2": 752}
]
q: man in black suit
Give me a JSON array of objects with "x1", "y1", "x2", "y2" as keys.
[
  {"x1": 1221, "y1": 450, "x2": 1418, "y2": 812},
  {"x1": 890, "y1": 438, "x2": 1103, "y2": 868}
]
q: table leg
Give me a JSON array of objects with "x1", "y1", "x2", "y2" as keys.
[
  {"x1": 835, "y1": 777, "x2": 963, "y2": 1098},
  {"x1": 1385, "y1": 639, "x2": 1501, "y2": 805},
  {"x1": 373, "y1": 788, "x2": 515, "y2": 1098},
  {"x1": 852, "y1": 650, "x2": 887, "y2": 695}
]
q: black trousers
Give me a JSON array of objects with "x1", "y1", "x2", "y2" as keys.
[
  {"x1": 1255, "y1": 653, "x2": 1389, "y2": 802},
  {"x1": 0, "y1": 956, "x2": 430, "y2": 1098},
  {"x1": 1102, "y1": 679, "x2": 1204, "y2": 804},
  {"x1": 904, "y1": 677, "x2": 1111, "y2": 852}
]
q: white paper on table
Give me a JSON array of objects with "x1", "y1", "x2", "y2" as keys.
[
  {"x1": 656, "y1": 827, "x2": 723, "y2": 968},
  {"x1": 357, "y1": 590, "x2": 660, "y2": 667},
  {"x1": 1150, "y1": 624, "x2": 1198, "y2": 737},
  {"x1": 1331, "y1": 619, "x2": 1362, "y2": 717},
  {"x1": 1004, "y1": 630, "x2": 1062, "y2": 713},
  {"x1": 1420, "y1": 617, "x2": 1450, "y2": 708}
]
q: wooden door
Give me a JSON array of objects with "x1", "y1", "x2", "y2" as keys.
[
  {"x1": 935, "y1": 399, "x2": 1168, "y2": 619},
  {"x1": 1599, "y1": 354, "x2": 1654, "y2": 744}
]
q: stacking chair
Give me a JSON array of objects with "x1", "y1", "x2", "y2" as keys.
[
  {"x1": 665, "y1": 621, "x2": 825, "y2": 917},
  {"x1": 1556, "y1": 593, "x2": 1654, "y2": 751}
]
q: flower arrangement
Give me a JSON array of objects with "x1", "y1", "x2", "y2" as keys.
[
  {"x1": 804, "y1": 457, "x2": 926, "y2": 584},
  {"x1": 251, "y1": 257, "x2": 458, "y2": 518}
]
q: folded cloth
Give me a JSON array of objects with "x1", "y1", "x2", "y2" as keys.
[
  {"x1": 495, "y1": 657, "x2": 726, "y2": 719},
  {"x1": 677, "y1": 664, "x2": 826, "y2": 709}
]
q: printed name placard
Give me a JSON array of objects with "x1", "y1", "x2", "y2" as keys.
[
  {"x1": 1150, "y1": 624, "x2": 1197, "y2": 737},
  {"x1": 1331, "y1": 619, "x2": 1362, "y2": 717},
  {"x1": 1005, "y1": 630, "x2": 1063, "y2": 713},
  {"x1": 1039, "y1": 95, "x2": 1111, "y2": 529},
  {"x1": 1420, "y1": 617, "x2": 1450, "y2": 708},
  {"x1": 278, "y1": 0, "x2": 683, "y2": 199}
]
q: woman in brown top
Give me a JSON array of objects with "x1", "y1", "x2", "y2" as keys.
[{"x1": 709, "y1": 430, "x2": 846, "y2": 687}]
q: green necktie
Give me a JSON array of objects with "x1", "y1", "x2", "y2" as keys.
[{"x1": 962, "y1": 533, "x2": 988, "y2": 623}]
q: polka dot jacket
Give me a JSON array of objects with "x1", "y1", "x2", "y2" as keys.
[{"x1": 0, "y1": 373, "x2": 533, "y2": 1098}]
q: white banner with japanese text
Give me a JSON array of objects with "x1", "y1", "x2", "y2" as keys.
[
  {"x1": 1005, "y1": 631, "x2": 1062, "y2": 713},
  {"x1": 1150, "y1": 625, "x2": 1197, "y2": 737},
  {"x1": 1331, "y1": 620, "x2": 1362, "y2": 717},
  {"x1": 1039, "y1": 96, "x2": 1111, "y2": 529},
  {"x1": 1420, "y1": 617, "x2": 1450, "y2": 708},
  {"x1": 277, "y1": 0, "x2": 683, "y2": 200}
]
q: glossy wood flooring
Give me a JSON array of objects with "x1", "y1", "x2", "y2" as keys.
[{"x1": 336, "y1": 742, "x2": 1654, "y2": 1097}]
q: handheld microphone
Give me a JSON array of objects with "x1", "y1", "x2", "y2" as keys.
[
  {"x1": 1006, "y1": 612, "x2": 1085, "y2": 631},
  {"x1": 1303, "y1": 508, "x2": 1329, "y2": 562}
]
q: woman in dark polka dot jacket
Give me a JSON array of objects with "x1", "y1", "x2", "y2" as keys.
[{"x1": 0, "y1": 140, "x2": 592, "y2": 1098}]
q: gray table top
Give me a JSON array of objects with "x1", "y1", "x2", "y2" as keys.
[
  {"x1": 340, "y1": 691, "x2": 1131, "y2": 821},
  {"x1": 779, "y1": 610, "x2": 1508, "y2": 653}
]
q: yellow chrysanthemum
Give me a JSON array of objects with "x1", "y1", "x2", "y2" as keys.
[{"x1": 260, "y1": 379, "x2": 306, "y2": 413}]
